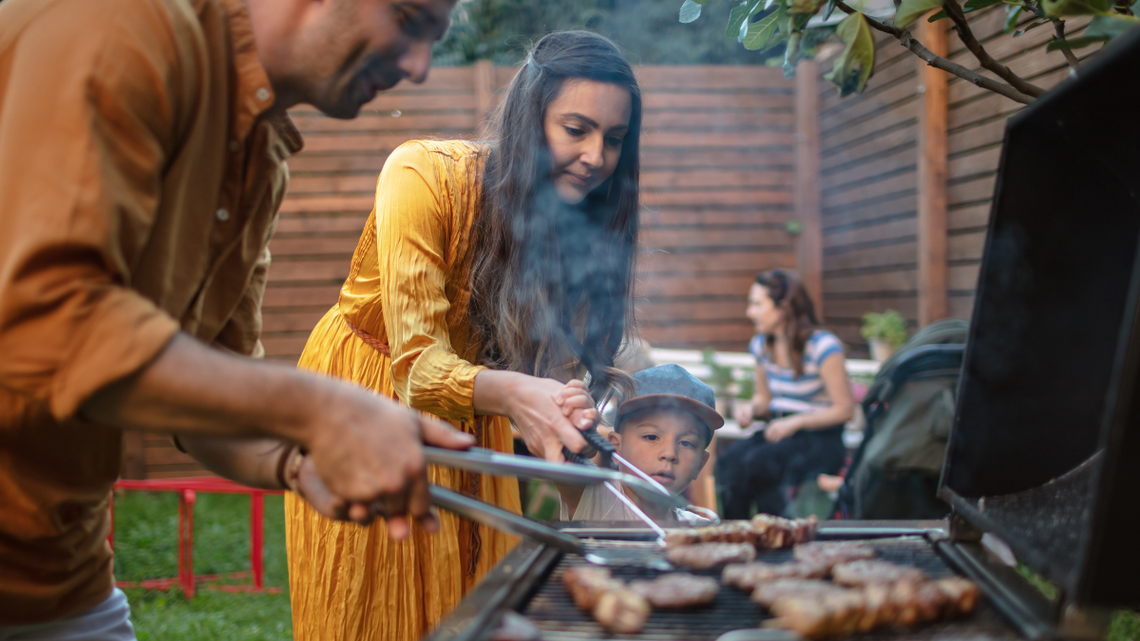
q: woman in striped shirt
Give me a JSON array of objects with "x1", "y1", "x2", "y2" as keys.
[{"x1": 717, "y1": 269, "x2": 855, "y2": 518}]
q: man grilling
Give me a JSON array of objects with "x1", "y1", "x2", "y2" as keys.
[{"x1": 0, "y1": 0, "x2": 460, "y2": 637}]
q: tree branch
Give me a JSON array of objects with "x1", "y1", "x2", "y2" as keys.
[
  {"x1": 942, "y1": 0, "x2": 1046, "y2": 96},
  {"x1": 833, "y1": 0, "x2": 1037, "y2": 104},
  {"x1": 1052, "y1": 19, "x2": 1082, "y2": 73}
]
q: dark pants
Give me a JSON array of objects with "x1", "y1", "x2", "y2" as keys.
[{"x1": 717, "y1": 425, "x2": 845, "y2": 519}]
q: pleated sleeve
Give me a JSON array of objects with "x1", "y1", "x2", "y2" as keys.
[{"x1": 376, "y1": 143, "x2": 484, "y2": 422}]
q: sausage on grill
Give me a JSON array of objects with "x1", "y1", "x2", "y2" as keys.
[
  {"x1": 561, "y1": 567, "x2": 650, "y2": 634},
  {"x1": 756, "y1": 576, "x2": 982, "y2": 639},
  {"x1": 665, "y1": 542, "x2": 757, "y2": 569},
  {"x1": 628, "y1": 573, "x2": 720, "y2": 609},
  {"x1": 663, "y1": 515, "x2": 818, "y2": 550}
]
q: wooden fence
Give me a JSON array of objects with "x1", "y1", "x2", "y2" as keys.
[{"x1": 804, "y1": 8, "x2": 1092, "y2": 347}]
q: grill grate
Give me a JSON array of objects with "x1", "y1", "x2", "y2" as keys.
[{"x1": 521, "y1": 538, "x2": 1022, "y2": 641}]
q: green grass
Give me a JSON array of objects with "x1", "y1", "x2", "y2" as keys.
[
  {"x1": 112, "y1": 490, "x2": 292, "y2": 640},
  {"x1": 1017, "y1": 564, "x2": 1140, "y2": 641}
]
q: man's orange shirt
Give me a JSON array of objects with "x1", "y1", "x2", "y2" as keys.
[{"x1": 0, "y1": 0, "x2": 302, "y2": 623}]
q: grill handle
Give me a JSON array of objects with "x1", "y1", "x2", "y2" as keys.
[{"x1": 429, "y1": 485, "x2": 586, "y2": 557}]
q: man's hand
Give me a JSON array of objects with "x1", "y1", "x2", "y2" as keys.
[{"x1": 304, "y1": 385, "x2": 474, "y2": 539}]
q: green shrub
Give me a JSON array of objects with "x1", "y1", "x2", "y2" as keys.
[{"x1": 860, "y1": 310, "x2": 908, "y2": 349}]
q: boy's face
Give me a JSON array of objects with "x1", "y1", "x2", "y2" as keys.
[{"x1": 608, "y1": 408, "x2": 710, "y2": 496}]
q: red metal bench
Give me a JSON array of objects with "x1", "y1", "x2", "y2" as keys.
[{"x1": 109, "y1": 477, "x2": 284, "y2": 598}]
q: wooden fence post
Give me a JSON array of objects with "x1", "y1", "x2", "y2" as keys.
[
  {"x1": 474, "y1": 60, "x2": 496, "y2": 139},
  {"x1": 916, "y1": 15, "x2": 949, "y2": 326},
  {"x1": 794, "y1": 60, "x2": 824, "y2": 317}
]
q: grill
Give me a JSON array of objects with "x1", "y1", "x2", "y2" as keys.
[
  {"x1": 426, "y1": 525, "x2": 1044, "y2": 641},
  {"x1": 427, "y1": 25, "x2": 1140, "y2": 641},
  {"x1": 523, "y1": 537, "x2": 1017, "y2": 641}
]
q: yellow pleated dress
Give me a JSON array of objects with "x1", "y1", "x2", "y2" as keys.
[{"x1": 285, "y1": 140, "x2": 521, "y2": 641}]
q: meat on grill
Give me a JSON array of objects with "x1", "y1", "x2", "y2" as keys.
[
  {"x1": 664, "y1": 514, "x2": 818, "y2": 551},
  {"x1": 628, "y1": 573, "x2": 720, "y2": 609},
  {"x1": 561, "y1": 567, "x2": 650, "y2": 634},
  {"x1": 755, "y1": 577, "x2": 981, "y2": 639},
  {"x1": 792, "y1": 541, "x2": 876, "y2": 569},
  {"x1": 722, "y1": 561, "x2": 829, "y2": 591},
  {"x1": 593, "y1": 587, "x2": 652, "y2": 634},
  {"x1": 831, "y1": 559, "x2": 928, "y2": 587},
  {"x1": 665, "y1": 542, "x2": 757, "y2": 569}
]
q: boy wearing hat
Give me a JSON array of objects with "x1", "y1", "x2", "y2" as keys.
[{"x1": 555, "y1": 364, "x2": 724, "y2": 522}]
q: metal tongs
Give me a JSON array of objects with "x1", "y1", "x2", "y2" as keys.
[{"x1": 424, "y1": 446, "x2": 687, "y2": 563}]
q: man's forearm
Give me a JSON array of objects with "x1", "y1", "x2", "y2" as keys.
[
  {"x1": 81, "y1": 333, "x2": 323, "y2": 447},
  {"x1": 177, "y1": 435, "x2": 290, "y2": 490}
]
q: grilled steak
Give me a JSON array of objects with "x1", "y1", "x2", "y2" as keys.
[
  {"x1": 665, "y1": 542, "x2": 757, "y2": 569},
  {"x1": 792, "y1": 541, "x2": 876, "y2": 569},
  {"x1": 722, "y1": 561, "x2": 829, "y2": 590},
  {"x1": 831, "y1": 559, "x2": 928, "y2": 587},
  {"x1": 628, "y1": 573, "x2": 720, "y2": 608}
]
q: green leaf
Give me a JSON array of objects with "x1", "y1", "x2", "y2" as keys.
[
  {"x1": 823, "y1": 0, "x2": 839, "y2": 19},
  {"x1": 743, "y1": 10, "x2": 782, "y2": 48},
  {"x1": 729, "y1": 0, "x2": 764, "y2": 40},
  {"x1": 1004, "y1": 5, "x2": 1024, "y2": 32},
  {"x1": 1013, "y1": 18, "x2": 1048, "y2": 35},
  {"x1": 727, "y1": 3, "x2": 750, "y2": 37},
  {"x1": 895, "y1": 0, "x2": 944, "y2": 27},
  {"x1": 825, "y1": 11, "x2": 876, "y2": 96},
  {"x1": 789, "y1": 0, "x2": 825, "y2": 14},
  {"x1": 1042, "y1": 0, "x2": 1112, "y2": 17},
  {"x1": 1084, "y1": 12, "x2": 1140, "y2": 37},
  {"x1": 1133, "y1": 0, "x2": 1140, "y2": 15},
  {"x1": 694, "y1": 0, "x2": 713, "y2": 4},
  {"x1": 965, "y1": 0, "x2": 1005, "y2": 9},
  {"x1": 927, "y1": 9, "x2": 950, "y2": 20},
  {"x1": 1046, "y1": 34, "x2": 1110, "y2": 49},
  {"x1": 680, "y1": 0, "x2": 703, "y2": 23}
]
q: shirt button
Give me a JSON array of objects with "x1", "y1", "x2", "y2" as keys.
[
  {"x1": 216, "y1": 208, "x2": 230, "y2": 222},
  {"x1": 256, "y1": 88, "x2": 270, "y2": 101}
]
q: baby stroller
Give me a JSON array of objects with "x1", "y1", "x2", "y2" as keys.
[{"x1": 834, "y1": 318, "x2": 968, "y2": 520}]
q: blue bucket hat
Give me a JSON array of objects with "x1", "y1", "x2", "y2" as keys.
[{"x1": 616, "y1": 364, "x2": 725, "y2": 441}]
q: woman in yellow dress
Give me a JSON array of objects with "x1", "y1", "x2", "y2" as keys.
[{"x1": 285, "y1": 31, "x2": 644, "y2": 640}]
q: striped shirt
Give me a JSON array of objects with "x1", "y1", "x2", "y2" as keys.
[{"x1": 750, "y1": 330, "x2": 845, "y2": 414}]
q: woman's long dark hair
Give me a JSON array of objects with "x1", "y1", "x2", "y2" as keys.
[
  {"x1": 468, "y1": 31, "x2": 642, "y2": 397},
  {"x1": 755, "y1": 269, "x2": 820, "y2": 378}
]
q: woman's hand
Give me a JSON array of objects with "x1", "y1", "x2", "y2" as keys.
[
  {"x1": 474, "y1": 370, "x2": 593, "y2": 463},
  {"x1": 764, "y1": 415, "x2": 804, "y2": 442},
  {"x1": 734, "y1": 401, "x2": 755, "y2": 427},
  {"x1": 552, "y1": 379, "x2": 599, "y2": 432}
]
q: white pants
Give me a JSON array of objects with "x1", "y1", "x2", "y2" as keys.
[{"x1": 0, "y1": 588, "x2": 136, "y2": 641}]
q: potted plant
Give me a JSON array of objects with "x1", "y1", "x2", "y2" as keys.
[
  {"x1": 700, "y1": 347, "x2": 736, "y2": 417},
  {"x1": 861, "y1": 310, "x2": 908, "y2": 362}
]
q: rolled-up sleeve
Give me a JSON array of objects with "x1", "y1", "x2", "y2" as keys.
[
  {"x1": 376, "y1": 143, "x2": 485, "y2": 422},
  {"x1": 0, "y1": 6, "x2": 183, "y2": 420}
]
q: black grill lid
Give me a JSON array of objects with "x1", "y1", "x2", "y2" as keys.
[{"x1": 939, "y1": 27, "x2": 1140, "y2": 609}]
